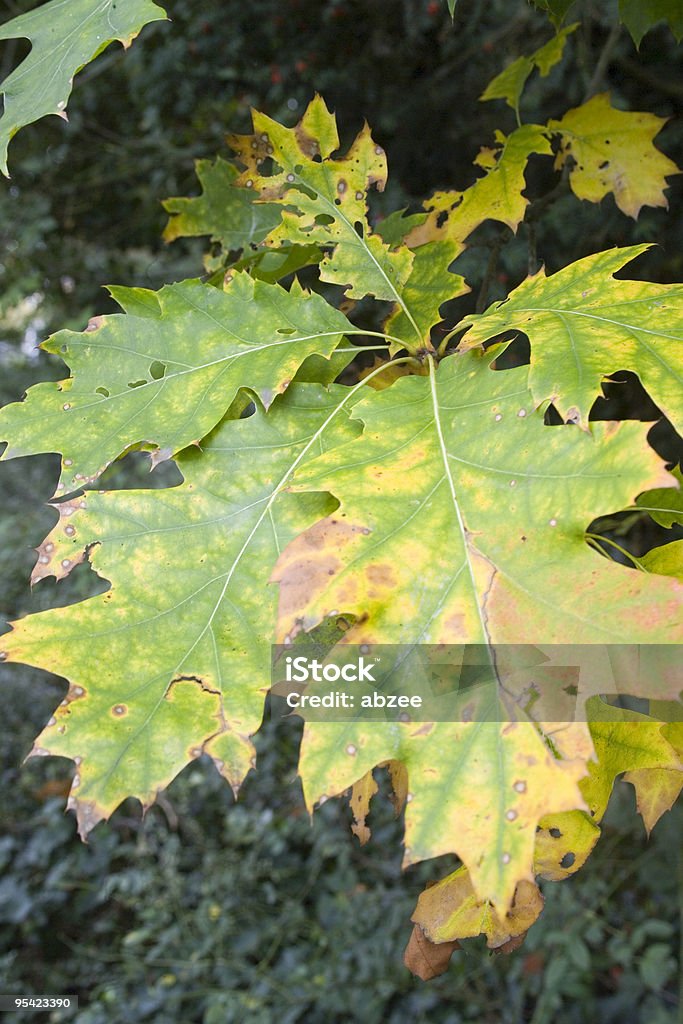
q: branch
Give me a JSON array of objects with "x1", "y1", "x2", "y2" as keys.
[{"x1": 584, "y1": 19, "x2": 622, "y2": 101}]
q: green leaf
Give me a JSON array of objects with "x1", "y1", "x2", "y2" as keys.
[
  {"x1": 1, "y1": 385, "x2": 358, "y2": 837},
  {"x1": 480, "y1": 56, "x2": 534, "y2": 117},
  {"x1": 0, "y1": 275, "x2": 354, "y2": 493},
  {"x1": 640, "y1": 540, "x2": 683, "y2": 578},
  {"x1": 548, "y1": 94, "x2": 680, "y2": 220},
  {"x1": 0, "y1": 0, "x2": 167, "y2": 175},
  {"x1": 619, "y1": 0, "x2": 683, "y2": 46},
  {"x1": 530, "y1": 0, "x2": 576, "y2": 29},
  {"x1": 274, "y1": 352, "x2": 681, "y2": 648},
  {"x1": 479, "y1": 23, "x2": 577, "y2": 117},
  {"x1": 406, "y1": 125, "x2": 552, "y2": 246},
  {"x1": 231, "y1": 244, "x2": 323, "y2": 285},
  {"x1": 625, "y1": 723, "x2": 683, "y2": 833},
  {"x1": 228, "y1": 96, "x2": 427, "y2": 348},
  {"x1": 636, "y1": 467, "x2": 683, "y2": 528},
  {"x1": 162, "y1": 157, "x2": 281, "y2": 258},
  {"x1": 459, "y1": 246, "x2": 683, "y2": 433},
  {"x1": 581, "y1": 717, "x2": 682, "y2": 820}
]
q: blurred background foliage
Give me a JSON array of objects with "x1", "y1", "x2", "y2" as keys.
[{"x1": 0, "y1": 0, "x2": 681, "y2": 1020}]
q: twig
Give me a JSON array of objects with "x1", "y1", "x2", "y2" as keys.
[
  {"x1": 475, "y1": 233, "x2": 506, "y2": 313},
  {"x1": 615, "y1": 54, "x2": 683, "y2": 100},
  {"x1": 584, "y1": 19, "x2": 622, "y2": 100}
]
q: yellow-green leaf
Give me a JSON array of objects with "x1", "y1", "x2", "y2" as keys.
[
  {"x1": 274, "y1": 353, "x2": 681, "y2": 647},
  {"x1": 625, "y1": 723, "x2": 683, "y2": 833},
  {"x1": 640, "y1": 540, "x2": 683, "y2": 578},
  {"x1": 412, "y1": 865, "x2": 544, "y2": 947},
  {"x1": 1, "y1": 385, "x2": 358, "y2": 837},
  {"x1": 548, "y1": 94, "x2": 680, "y2": 219},
  {"x1": 581, "y1": 713, "x2": 682, "y2": 821},
  {"x1": 296, "y1": 717, "x2": 587, "y2": 912},
  {"x1": 229, "y1": 96, "x2": 416, "y2": 316},
  {"x1": 534, "y1": 810, "x2": 601, "y2": 880},
  {"x1": 406, "y1": 125, "x2": 552, "y2": 247},
  {"x1": 460, "y1": 245, "x2": 683, "y2": 433},
  {"x1": 0, "y1": 275, "x2": 353, "y2": 492}
]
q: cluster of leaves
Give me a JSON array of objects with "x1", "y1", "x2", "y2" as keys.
[
  {"x1": 528, "y1": 0, "x2": 683, "y2": 46},
  {"x1": 0, "y1": 0, "x2": 682, "y2": 971},
  {"x1": 2, "y1": 672, "x2": 679, "y2": 1023}
]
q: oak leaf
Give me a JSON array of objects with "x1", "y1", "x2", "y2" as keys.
[{"x1": 0, "y1": 0, "x2": 167, "y2": 175}]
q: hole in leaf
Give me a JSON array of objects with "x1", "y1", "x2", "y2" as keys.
[
  {"x1": 95, "y1": 387, "x2": 110, "y2": 397},
  {"x1": 277, "y1": 328, "x2": 297, "y2": 335},
  {"x1": 354, "y1": 221, "x2": 364, "y2": 238},
  {"x1": 560, "y1": 852, "x2": 575, "y2": 868},
  {"x1": 127, "y1": 379, "x2": 147, "y2": 389},
  {"x1": 314, "y1": 213, "x2": 335, "y2": 226}
]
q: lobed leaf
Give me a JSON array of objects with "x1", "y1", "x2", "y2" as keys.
[
  {"x1": 618, "y1": 0, "x2": 683, "y2": 45},
  {"x1": 460, "y1": 246, "x2": 683, "y2": 433},
  {"x1": 480, "y1": 23, "x2": 578, "y2": 118},
  {"x1": 580, "y1": 713, "x2": 682, "y2": 821},
  {"x1": 227, "y1": 96, "x2": 442, "y2": 352},
  {"x1": 405, "y1": 125, "x2": 552, "y2": 247},
  {"x1": 0, "y1": 275, "x2": 353, "y2": 492},
  {"x1": 625, "y1": 723, "x2": 683, "y2": 833},
  {"x1": 548, "y1": 94, "x2": 680, "y2": 219},
  {"x1": 0, "y1": 0, "x2": 167, "y2": 175},
  {"x1": 0, "y1": 385, "x2": 359, "y2": 837},
  {"x1": 274, "y1": 353, "x2": 681, "y2": 648},
  {"x1": 297, "y1": 716, "x2": 588, "y2": 912},
  {"x1": 271, "y1": 349, "x2": 681, "y2": 907},
  {"x1": 162, "y1": 157, "x2": 281, "y2": 260}
]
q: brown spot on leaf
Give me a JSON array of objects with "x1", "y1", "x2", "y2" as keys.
[
  {"x1": 272, "y1": 516, "x2": 369, "y2": 637},
  {"x1": 112, "y1": 704, "x2": 127, "y2": 717},
  {"x1": 366, "y1": 563, "x2": 396, "y2": 588}
]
